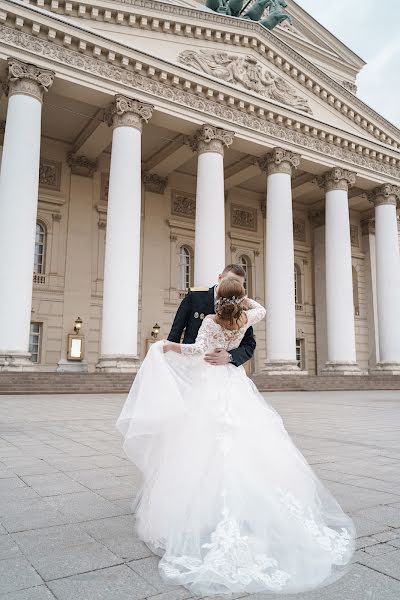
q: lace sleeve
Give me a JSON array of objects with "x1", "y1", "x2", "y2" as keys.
[
  {"x1": 245, "y1": 299, "x2": 266, "y2": 327},
  {"x1": 180, "y1": 317, "x2": 214, "y2": 356}
]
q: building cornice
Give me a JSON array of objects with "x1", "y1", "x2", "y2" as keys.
[
  {"x1": 17, "y1": 0, "x2": 400, "y2": 148},
  {"x1": 0, "y1": 4, "x2": 400, "y2": 181}
]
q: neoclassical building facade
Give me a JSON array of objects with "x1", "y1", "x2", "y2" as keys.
[{"x1": 0, "y1": 0, "x2": 399, "y2": 378}]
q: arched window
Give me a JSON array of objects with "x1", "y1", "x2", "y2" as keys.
[
  {"x1": 34, "y1": 222, "x2": 46, "y2": 274},
  {"x1": 294, "y1": 263, "x2": 302, "y2": 305},
  {"x1": 239, "y1": 255, "x2": 252, "y2": 296},
  {"x1": 179, "y1": 245, "x2": 193, "y2": 291},
  {"x1": 352, "y1": 266, "x2": 360, "y2": 316}
]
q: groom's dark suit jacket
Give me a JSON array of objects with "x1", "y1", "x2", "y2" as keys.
[{"x1": 167, "y1": 286, "x2": 256, "y2": 367}]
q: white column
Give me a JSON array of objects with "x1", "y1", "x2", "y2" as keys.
[
  {"x1": 370, "y1": 185, "x2": 400, "y2": 373},
  {"x1": 190, "y1": 125, "x2": 234, "y2": 287},
  {"x1": 260, "y1": 148, "x2": 302, "y2": 374},
  {"x1": 97, "y1": 95, "x2": 153, "y2": 372},
  {"x1": 0, "y1": 59, "x2": 54, "y2": 371},
  {"x1": 319, "y1": 168, "x2": 360, "y2": 374}
]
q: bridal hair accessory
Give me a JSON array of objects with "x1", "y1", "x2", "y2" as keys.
[{"x1": 216, "y1": 295, "x2": 243, "y2": 308}]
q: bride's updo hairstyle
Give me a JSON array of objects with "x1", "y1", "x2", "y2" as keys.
[{"x1": 215, "y1": 277, "x2": 246, "y2": 325}]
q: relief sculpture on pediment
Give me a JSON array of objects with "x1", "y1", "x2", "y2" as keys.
[{"x1": 178, "y1": 49, "x2": 312, "y2": 113}]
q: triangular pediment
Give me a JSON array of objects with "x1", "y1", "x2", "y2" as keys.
[
  {"x1": 59, "y1": 13, "x2": 388, "y2": 144},
  {"x1": 13, "y1": 0, "x2": 400, "y2": 149}
]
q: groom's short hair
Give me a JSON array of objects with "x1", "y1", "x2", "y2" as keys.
[{"x1": 221, "y1": 264, "x2": 246, "y2": 278}]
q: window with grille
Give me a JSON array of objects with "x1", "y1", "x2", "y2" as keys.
[
  {"x1": 29, "y1": 323, "x2": 42, "y2": 363},
  {"x1": 296, "y1": 338, "x2": 304, "y2": 370},
  {"x1": 34, "y1": 222, "x2": 46, "y2": 274},
  {"x1": 239, "y1": 255, "x2": 251, "y2": 295},
  {"x1": 179, "y1": 246, "x2": 193, "y2": 291},
  {"x1": 294, "y1": 263, "x2": 302, "y2": 305}
]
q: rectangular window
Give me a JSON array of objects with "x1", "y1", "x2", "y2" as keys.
[
  {"x1": 29, "y1": 323, "x2": 42, "y2": 363},
  {"x1": 296, "y1": 338, "x2": 305, "y2": 370}
]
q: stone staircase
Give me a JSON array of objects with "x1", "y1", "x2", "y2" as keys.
[{"x1": 0, "y1": 372, "x2": 400, "y2": 394}]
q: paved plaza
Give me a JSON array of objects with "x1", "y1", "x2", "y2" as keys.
[{"x1": 0, "y1": 391, "x2": 400, "y2": 599}]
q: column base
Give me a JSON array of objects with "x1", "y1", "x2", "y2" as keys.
[
  {"x1": 57, "y1": 359, "x2": 88, "y2": 373},
  {"x1": 371, "y1": 362, "x2": 400, "y2": 376},
  {"x1": 0, "y1": 352, "x2": 35, "y2": 372},
  {"x1": 321, "y1": 361, "x2": 364, "y2": 376},
  {"x1": 96, "y1": 355, "x2": 142, "y2": 373},
  {"x1": 263, "y1": 360, "x2": 307, "y2": 376}
]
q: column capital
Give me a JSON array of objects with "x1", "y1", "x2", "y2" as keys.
[
  {"x1": 6, "y1": 58, "x2": 54, "y2": 103},
  {"x1": 258, "y1": 147, "x2": 300, "y2": 176},
  {"x1": 104, "y1": 94, "x2": 154, "y2": 131},
  {"x1": 317, "y1": 167, "x2": 356, "y2": 193},
  {"x1": 188, "y1": 124, "x2": 234, "y2": 156},
  {"x1": 67, "y1": 153, "x2": 97, "y2": 177},
  {"x1": 368, "y1": 184, "x2": 400, "y2": 207}
]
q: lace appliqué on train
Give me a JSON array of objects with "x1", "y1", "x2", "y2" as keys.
[
  {"x1": 279, "y1": 490, "x2": 352, "y2": 562},
  {"x1": 160, "y1": 505, "x2": 291, "y2": 590}
]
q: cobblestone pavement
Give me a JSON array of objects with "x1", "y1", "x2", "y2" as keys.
[{"x1": 0, "y1": 391, "x2": 400, "y2": 599}]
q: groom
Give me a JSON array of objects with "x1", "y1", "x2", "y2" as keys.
[{"x1": 168, "y1": 264, "x2": 256, "y2": 366}]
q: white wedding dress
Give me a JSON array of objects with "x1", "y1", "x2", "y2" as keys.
[{"x1": 116, "y1": 300, "x2": 355, "y2": 596}]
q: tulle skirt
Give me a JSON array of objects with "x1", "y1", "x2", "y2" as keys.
[{"x1": 116, "y1": 341, "x2": 355, "y2": 596}]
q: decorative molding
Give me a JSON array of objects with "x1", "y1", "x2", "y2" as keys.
[
  {"x1": 7, "y1": 57, "x2": 54, "y2": 102},
  {"x1": 189, "y1": 124, "x2": 234, "y2": 156},
  {"x1": 171, "y1": 190, "x2": 196, "y2": 219},
  {"x1": 104, "y1": 94, "x2": 153, "y2": 131},
  {"x1": 179, "y1": 49, "x2": 311, "y2": 113},
  {"x1": 293, "y1": 218, "x2": 306, "y2": 242},
  {"x1": 39, "y1": 158, "x2": 62, "y2": 191},
  {"x1": 309, "y1": 209, "x2": 325, "y2": 228},
  {"x1": 350, "y1": 224, "x2": 359, "y2": 247},
  {"x1": 143, "y1": 171, "x2": 168, "y2": 194},
  {"x1": 361, "y1": 218, "x2": 375, "y2": 235},
  {"x1": 67, "y1": 153, "x2": 97, "y2": 177},
  {"x1": 368, "y1": 184, "x2": 400, "y2": 207},
  {"x1": 342, "y1": 81, "x2": 357, "y2": 94},
  {"x1": 1, "y1": 25, "x2": 399, "y2": 179},
  {"x1": 317, "y1": 167, "x2": 356, "y2": 192},
  {"x1": 101, "y1": 172, "x2": 110, "y2": 203},
  {"x1": 258, "y1": 147, "x2": 300, "y2": 175},
  {"x1": 260, "y1": 199, "x2": 266, "y2": 218},
  {"x1": 231, "y1": 204, "x2": 257, "y2": 232}
]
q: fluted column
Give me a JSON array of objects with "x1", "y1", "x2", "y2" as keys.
[
  {"x1": 97, "y1": 95, "x2": 153, "y2": 372},
  {"x1": 189, "y1": 125, "x2": 234, "y2": 286},
  {"x1": 259, "y1": 148, "x2": 302, "y2": 374},
  {"x1": 369, "y1": 185, "x2": 400, "y2": 373},
  {"x1": 0, "y1": 59, "x2": 54, "y2": 371},
  {"x1": 318, "y1": 168, "x2": 360, "y2": 374}
]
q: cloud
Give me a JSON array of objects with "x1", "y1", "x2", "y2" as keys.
[{"x1": 294, "y1": 0, "x2": 400, "y2": 126}]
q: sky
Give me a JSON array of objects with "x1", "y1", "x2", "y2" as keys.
[{"x1": 294, "y1": 0, "x2": 400, "y2": 127}]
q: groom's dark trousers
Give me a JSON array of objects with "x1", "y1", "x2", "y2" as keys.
[{"x1": 167, "y1": 286, "x2": 256, "y2": 367}]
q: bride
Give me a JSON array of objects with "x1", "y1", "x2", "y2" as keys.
[{"x1": 116, "y1": 276, "x2": 355, "y2": 596}]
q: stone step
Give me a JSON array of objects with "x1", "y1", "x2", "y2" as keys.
[{"x1": 0, "y1": 373, "x2": 400, "y2": 394}]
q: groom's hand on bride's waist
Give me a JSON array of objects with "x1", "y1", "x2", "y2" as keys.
[{"x1": 204, "y1": 348, "x2": 231, "y2": 366}]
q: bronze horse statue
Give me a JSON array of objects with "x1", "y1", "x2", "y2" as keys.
[{"x1": 260, "y1": 0, "x2": 292, "y2": 30}]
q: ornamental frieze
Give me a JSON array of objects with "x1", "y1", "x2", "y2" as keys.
[
  {"x1": 231, "y1": 205, "x2": 258, "y2": 232},
  {"x1": 293, "y1": 219, "x2": 306, "y2": 242},
  {"x1": 179, "y1": 49, "x2": 311, "y2": 114},
  {"x1": 171, "y1": 191, "x2": 196, "y2": 219},
  {"x1": 1, "y1": 25, "x2": 399, "y2": 181},
  {"x1": 39, "y1": 159, "x2": 62, "y2": 191}
]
